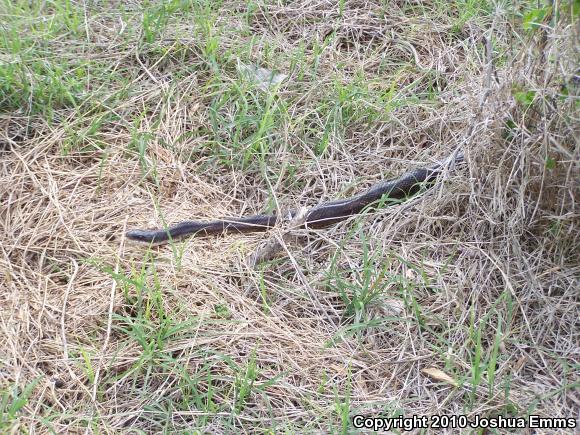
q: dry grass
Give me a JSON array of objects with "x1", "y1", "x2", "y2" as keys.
[{"x1": 1, "y1": 0, "x2": 578, "y2": 433}]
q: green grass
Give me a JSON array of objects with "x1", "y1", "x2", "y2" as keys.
[
  {"x1": 1, "y1": 0, "x2": 577, "y2": 432},
  {"x1": 90, "y1": 255, "x2": 291, "y2": 430},
  {"x1": 325, "y1": 230, "x2": 392, "y2": 325},
  {"x1": 0, "y1": 377, "x2": 42, "y2": 431},
  {"x1": 323, "y1": 224, "x2": 521, "y2": 414},
  {"x1": 0, "y1": 2, "x2": 114, "y2": 117},
  {"x1": 1, "y1": 0, "x2": 447, "y2": 174}
]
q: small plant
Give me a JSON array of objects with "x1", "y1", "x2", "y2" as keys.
[
  {"x1": 233, "y1": 346, "x2": 259, "y2": 413},
  {"x1": 0, "y1": 378, "x2": 41, "y2": 431},
  {"x1": 332, "y1": 368, "x2": 352, "y2": 435},
  {"x1": 325, "y1": 230, "x2": 391, "y2": 325}
]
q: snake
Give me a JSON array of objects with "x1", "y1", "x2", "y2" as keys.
[{"x1": 126, "y1": 151, "x2": 464, "y2": 245}]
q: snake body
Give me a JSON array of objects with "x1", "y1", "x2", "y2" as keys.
[{"x1": 126, "y1": 152, "x2": 463, "y2": 244}]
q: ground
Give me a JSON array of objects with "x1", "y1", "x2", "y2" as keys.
[{"x1": 0, "y1": 0, "x2": 578, "y2": 433}]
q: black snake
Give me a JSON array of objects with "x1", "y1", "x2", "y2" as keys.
[{"x1": 126, "y1": 152, "x2": 463, "y2": 244}]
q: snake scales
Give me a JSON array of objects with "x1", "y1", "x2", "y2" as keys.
[{"x1": 126, "y1": 151, "x2": 463, "y2": 244}]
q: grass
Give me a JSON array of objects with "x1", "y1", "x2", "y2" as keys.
[{"x1": 0, "y1": 0, "x2": 578, "y2": 433}]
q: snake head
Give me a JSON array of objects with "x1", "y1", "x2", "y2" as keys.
[{"x1": 126, "y1": 229, "x2": 168, "y2": 245}]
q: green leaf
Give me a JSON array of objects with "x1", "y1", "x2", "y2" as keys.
[
  {"x1": 513, "y1": 90, "x2": 536, "y2": 107},
  {"x1": 545, "y1": 157, "x2": 556, "y2": 170},
  {"x1": 505, "y1": 119, "x2": 517, "y2": 130},
  {"x1": 563, "y1": 0, "x2": 580, "y2": 18},
  {"x1": 523, "y1": 7, "x2": 549, "y2": 30}
]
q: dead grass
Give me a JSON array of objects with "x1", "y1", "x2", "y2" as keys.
[{"x1": 1, "y1": 0, "x2": 578, "y2": 433}]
